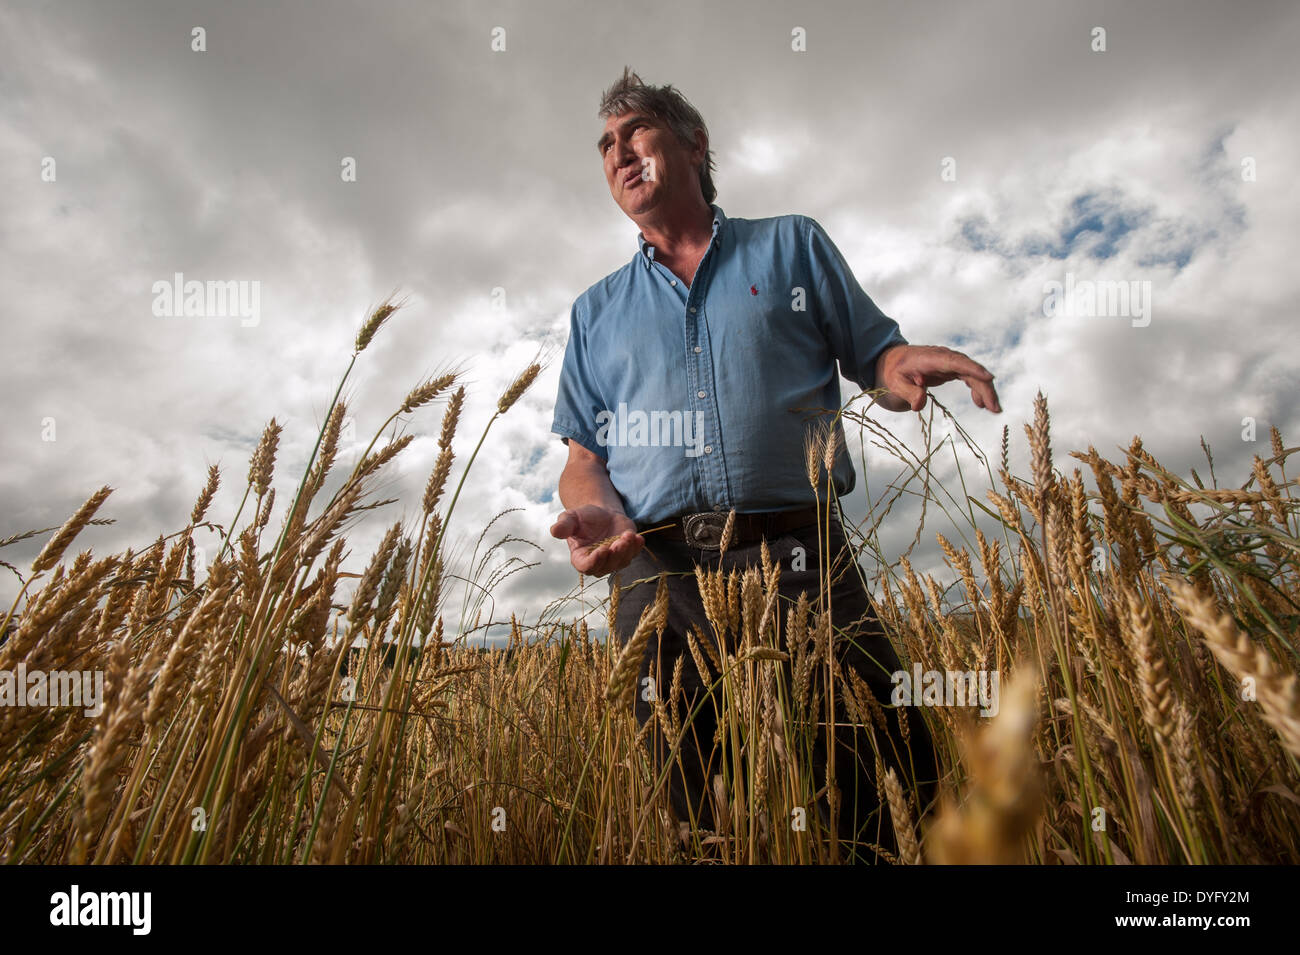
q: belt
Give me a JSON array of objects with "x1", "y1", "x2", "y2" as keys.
[{"x1": 645, "y1": 503, "x2": 839, "y2": 551}]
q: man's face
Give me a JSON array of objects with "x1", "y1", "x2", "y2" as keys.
[{"x1": 598, "y1": 110, "x2": 702, "y2": 218}]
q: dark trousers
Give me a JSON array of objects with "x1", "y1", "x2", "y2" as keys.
[{"x1": 608, "y1": 513, "x2": 940, "y2": 862}]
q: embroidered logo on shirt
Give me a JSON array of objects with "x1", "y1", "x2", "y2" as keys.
[{"x1": 750, "y1": 284, "x2": 758, "y2": 295}]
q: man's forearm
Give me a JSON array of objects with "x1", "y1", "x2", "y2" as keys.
[{"x1": 558, "y1": 457, "x2": 628, "y2": 515}]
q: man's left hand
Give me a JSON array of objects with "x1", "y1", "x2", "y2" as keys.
[{"x1": 874, "y1": 344, "x2": 1002, "y2": 414}]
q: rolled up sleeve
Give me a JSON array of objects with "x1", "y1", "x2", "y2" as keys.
[
  {"x1": 551, "y1": 297, "x2": 608, "y2": 460},
  {"x1": 803, "y1": 216, "x2": 907, "y2": 391}
]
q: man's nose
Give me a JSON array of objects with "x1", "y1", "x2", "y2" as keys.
[{"x1": 613, "y1": 142, "x2": 638, "y2": 175}]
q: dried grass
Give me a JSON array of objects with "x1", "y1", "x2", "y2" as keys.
[{"x1": 3, "y1": 308, "x2": 1298, "y2": 866}]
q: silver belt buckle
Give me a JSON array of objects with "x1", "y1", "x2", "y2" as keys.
[{"x1": 682, "y1": 512, "x2": 728, "y2": 550}]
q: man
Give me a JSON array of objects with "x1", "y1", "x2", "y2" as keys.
[{"x1": 549, "y1": 68, "x2": 1002, "y2": 861}]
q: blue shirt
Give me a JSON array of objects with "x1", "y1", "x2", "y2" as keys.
[{"x1": 551, "y1": 203, "x2": 907, "y2": 525}]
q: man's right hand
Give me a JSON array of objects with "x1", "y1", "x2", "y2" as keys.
[{"x1": 550, "y1": 505, "x2": 645, "y2": 577}]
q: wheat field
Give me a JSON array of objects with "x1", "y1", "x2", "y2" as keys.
[{"x1": 2, "y1": 298, "x2": 1297, "y2": 864}]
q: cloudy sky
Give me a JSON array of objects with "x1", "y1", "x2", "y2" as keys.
[{"x1": 3, "y1": 0, "x2": 1297, "y2": 641}]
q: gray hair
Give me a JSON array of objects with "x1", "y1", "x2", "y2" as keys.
[{"x1": 597, "y1": 66, "x2": 717, "y2": 204}]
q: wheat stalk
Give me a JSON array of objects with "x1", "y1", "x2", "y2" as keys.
[{"x1": 1164, "y1": 574, "x2": 1300, "y2": 758}]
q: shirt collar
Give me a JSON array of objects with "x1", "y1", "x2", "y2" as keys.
[{"x1": 637, "y1": 203, "x2": 725, "y2": 269}]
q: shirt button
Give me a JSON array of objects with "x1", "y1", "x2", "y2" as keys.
[
  {"x1": 704, "y1": 445, "x2": 713, "y2": 454},
  {"x1": 697, "y1": 390, "x2": 706, "y2": 398},
  {"x1": 670, "y1": 280, "x2": 677, "y2": 286},
  {"x1": 713, "y1": 504, "x2": 723, "y2": 511},
  {"x1": 689, "y1": 307, "x2": 697, "y2": 314},
  {"x1": 693, "y1": 346, "x2": 702, "y2": 353}
]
